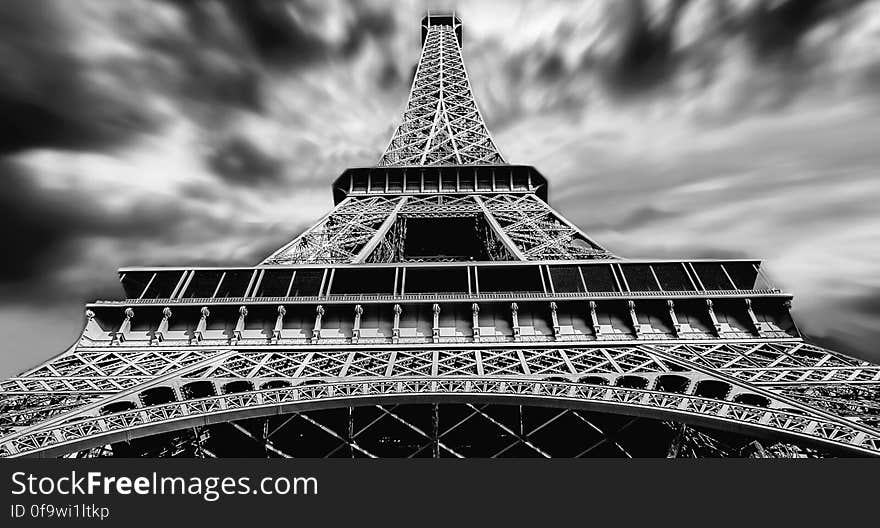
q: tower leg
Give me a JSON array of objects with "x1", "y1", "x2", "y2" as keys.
[
  {"x1": 432, "y1": 404, "x2": 440, "y2": 459},
  {"x1": 349, "y1": 407, "x2": 355, "y2": 459},
  {"x1": 667, "y1": 423, "x2": 686, "y2": 458}
]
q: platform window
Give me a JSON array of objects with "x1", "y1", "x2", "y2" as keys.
[
  {"x1": 121, "y1": 271, "x2": 155, "y2": 298},
  {"x1": 512, "y1": 171, "x2": 529, "y2": 191},
  {"x1": 388, "y1": 172, "x2": 403, "y2": 192},
  {"x1": 652, "y1": 263, "x2": 694, "y2": 291},
  {"x1": 549, "y1": 266, "x2": 585, "y2": 293},
  {"x1": 256, "y1": 270, "x2": 294, "y2": 297},
  {"x1": 477, "y1": 266, "x2": 544, "y2": 293},
  {"x1": 423, "y1": 168, "x2": 439, "y2": 191},
  {"x1": 214, "y1": 270, "x2": 253, "y2": 298},
  {"x1": 289, "y1": 269, "x2": 324, "y2": 297},
  {"x1": 369, "y1": 171, "x2": 385, "y2": 193},
  {"x1": 352, "y1": 172, "x2": 368, "y2": 192},
  {"x1": 182, "y1": 271, "x2": 223, "y2": 298},
  {"x1": 459, "y1": 169, "x2": 475, "y2": 190},
  {"x1": 621, "y1": 264, "x2": 661, "y2": 292},
  {"x1": 405, "y1": 170, "x2": 421, "y2": 192},
  {"x1": 722, "y1": 262, "x2": 758, "y2": 290},
  {"x1": 476, "y1": 167, "x2": 492, "y2": 191},
  {"x1": 142, "y1": 271, "x2": 184, "y2": 299},
  {"x1": 330, "y1": 268, "x2": 396, "y2": 295},
  {"x1": 580, "y1": 264, "x2": 619, "y2": 292},
  {"x1": 405, "y1": 267, "x2": 468, "y2": 294},
  {"x1": 692, "y1": 263, "x2": 735, "y2": 290},
  {"x1": 441, "y1": 170, "x2": 457, "y2": 191}
]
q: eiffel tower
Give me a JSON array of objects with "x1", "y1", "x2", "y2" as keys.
[{"x1": 2, "y1": 13, "x2": 879, "y2": 458}]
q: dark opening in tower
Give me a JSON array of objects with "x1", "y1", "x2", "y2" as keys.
[
  {"x1": 405, "y1": 217, "x2": 481, "y2": 260},
  {"x1": 366, "y1": 215, "x2": 515, "y2": 262}
]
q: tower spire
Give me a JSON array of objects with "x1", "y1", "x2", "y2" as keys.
[
  {"x1": 2, "y1": 13, "x2": 879, "y2": 459},
  {"x1": 378, "y1": 13, "x2": 505, "y2": 166}
]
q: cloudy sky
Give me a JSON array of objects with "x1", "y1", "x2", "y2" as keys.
[{"x1": 1, "y1": 0, "x2": 878, "y2": 377}]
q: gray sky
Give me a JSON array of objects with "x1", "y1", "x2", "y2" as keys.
[{"x1": 1, "y1": 0, "x2": 879, "y2": 378}]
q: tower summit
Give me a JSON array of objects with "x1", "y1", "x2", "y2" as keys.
[
  {"x1": 1, "y1": 14, "x2": 879, "y2": 458},
  {"x1": 379, "y1": 14, "x2": 504, "y2": 166}
]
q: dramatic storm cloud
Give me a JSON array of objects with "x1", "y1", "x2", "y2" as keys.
[{"x1": 0, "y1": 0, "x2": 878, "y2": 376}]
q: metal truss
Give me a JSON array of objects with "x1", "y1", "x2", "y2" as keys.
[
  {"x1": 0, "y1": 348, "x2": 228, "y2": 434},
  {"x1": 11, "y1": 342, "x2": 872, "y2": 396},
  {"x1": 3, "y1": 341, "x2": 878, "y2": 422},
  {"x1": 378, "y1": 22, "x2": 504, "y2": 166},
  {"x1": 72, "y1": 405, "x2": 821, "y2": 458},
  {"x1": 479, "y1": 194, "x2": 613, "y2": 259},
  {"x1": 776, "y1": 386, "x2": 880, "y2": 428},
  {"x1": 263, "y1": 196, "x2": 406, "y2": 264},
  {"x1": 264, "y1": 194, "x2": 613, "y2": 264},
  {"x1": 400, "y1": 194, "x2": 482, "y2": 216},
  {"x1": 3, "y1": 376, "x2": 878, "y2": 457},
  {"x1": 2, "y1": 340, "x2": 879, "y2": 457},
  {"x1": 649, "y1": 342, "x2": 880, "y2": 386},
  {"x1": 0, "y1": 348, "x2": 223, "y2": 394},
  {"x1": 663, "y1": 421, "x2": 816, "y2": 458},
  {"x1": 0, "y1": 394, "x2": 100, "y2": 437}
]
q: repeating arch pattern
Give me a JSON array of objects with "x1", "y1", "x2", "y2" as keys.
[{"x1": 4, "y1": 378, "x2": 878, "y2": 457}]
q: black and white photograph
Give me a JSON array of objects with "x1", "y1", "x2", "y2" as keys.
[{"x1": 1, "y1": 0, "x2": 880, "y2": 519}]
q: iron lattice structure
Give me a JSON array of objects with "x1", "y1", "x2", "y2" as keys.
[
  {"x1": 378, "y1": 17, "x2": 504, "y2": 166},
  {"x1": 2, "y1": 14, "x2": 879, "y2": 458}
]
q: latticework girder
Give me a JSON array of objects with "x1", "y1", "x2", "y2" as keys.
[
  {"x1": 379, "y1": 21, "x2": 504, "y2": 166},
  {"x1": 3, "y1": 375, "x2": 876, "y2": 458},
  {"x1": 263, "y1": 196, "x2": 405, "y2": 264},
  {"x1": 8, "y1": 342, "x2": 872, "y2": 395},
  {"x1": 2, "y1": 340, "x2": 879, "y2": 457},
  {"x1": 60, "y1": 405, "x2": 822, "y2": 458},
  {"x1": 264, "y1": 194, "x2": 613, "y2": 264},
  {"x1": 479, "y1": 194, "x2": 612, "y2": 259}
]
